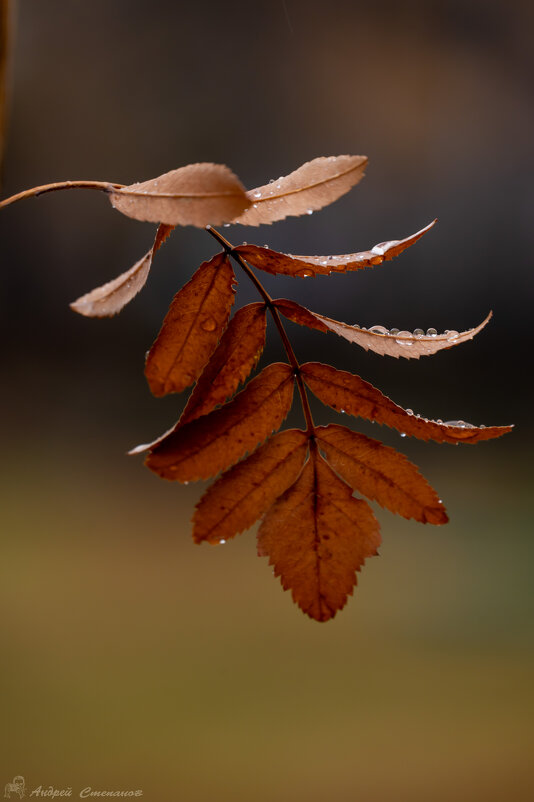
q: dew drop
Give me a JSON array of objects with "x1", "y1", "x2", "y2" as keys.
[
  {"x1": 268, "y1": 178, "x2": 275, "y2": 183},
  {"x1": 426, "y1": 327, "x2": 437, "y2": 336},
  {"x1": 296, "y1": 268, "x2": 314, "y2": 278},
  {"x1": 396, "y1": 330, "x2": 412, "y2": 341},
  {"x1": 220, "y1": 539, "x2": 226, "y2": 544},
  {"x1": 201, "y1": 316, "x2": 217, "y2": 332},
  {"x1": 447, "y1": 330, "x2": 459, "y2": 340},
  {"x1": 438, "y1": 499, "x2": 443, "y2": 504},
  {"x1": 182, "y1": 479, "x2": 189, "y2": 484},
  {"x1": 389, "y1": 328, "x2": 400, "y2": 336},
  {"x1": 413, "y1": 328, "x2": 424, "y2": 336},
  {"x1": 406, "y1": 408, "x2": 413, "y2": 416},
  {"x1": 369, "y1": 325, "x2": 388, "y2": 335},
  {"x1": 436, "y1": 418, "x2": 443, "y2": 424},
  {"x1": 253, "y1": 191, "x2": 262, "y2": 199},
  {"x1": 480, "y1": 424, "x2": 486, "y2": 429},
  {"x1": 223, "y1": 223, "x2": 230, "y2": 228},
  {"x1": 400, "y1": 432, "x2": 406, "y2": 437},
  {"x1": 306, "y1": 209, "x2": 313, "y2": 215},
  {"x1": 263, "y1": 244, "x2": 269, "y2": 249},
  {"x1": 252, "y1": 203, "x2": 258, "y2": 209},
  {"x1": 340, "y1": 408, "x2": 345, "y2": 414}
]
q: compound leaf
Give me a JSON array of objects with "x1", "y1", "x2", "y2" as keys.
[
  {"x1": 233, "y1": 155, "x2": 367, "y2": 226},
  {"x1": 144, "y1": 363, "x2": 295, "y2": 481},
  {"x1": 70, "y1": 223, "x2": 174, "y2": 317},
  {"x1": 258, "y1": 450, "x2": 381, "y2": 622},
  {"x1": 193, "y1": 429, "x2": 309, "y2": 544},
  {"x1": 109, "y1": 163, "x2": 251, "y2": 226},
  {"x1": 316, "y1": 424, "x2": 448, "y2": 524},
  {"x1": 236, "y1": 220, "x2": 435, "y2": 276},
  {"x1": 276, "y1": 299, "x2": 492, "y2": 360},
  {"x1": 145, "y1": 252, "x2": 236, "y2": 397},
  {"x1": 301, "y1": 362, "x2": 513, "y2": 444},
  {"x1": 180, "y1": 302, "x2": 267, "y2": 425}
]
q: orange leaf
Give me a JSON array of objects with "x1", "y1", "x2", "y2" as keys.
[
  {"x1": 233, "y1": 155, "x2": 367, "y2": 226},
  {"x1": 193, "y1": 429, "x2": 309, "y2": 544},
  {"x1": 109, "y1": 163, "x2": 251, "y2": 226},
  {"x1": 316, "y1": 424, "x2": 447, "y2": 524},
  {"x1": 145, "y1": 252, "x2": 236, "y2": 397},
  {"x1": 236, "y1": 221, "x2": 435, "y2": 276},
  {"x1": 301, "y1": 362, "x2": 513, "y2": 444},
  {"x1": 180, "y1": 302, "x2": 267, "y2": 426},
  {"x1": 145, "y1": 363, "x2": 295, "y2": 481},
  {"x1": 257, "y1": 450, "x2": 381, "y2": 622},
  {"x1": 70, "y1": 223, "x2": 174, "y2": 317},
  {"x1": 276, "y1": 299, "x2": 492, "y2": 360}
]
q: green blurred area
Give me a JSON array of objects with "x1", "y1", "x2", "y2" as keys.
[
  {"x1": 1, "y1": 1, "x2": 533, "y2": 800},
  {"x1": 1, "y1": 420, "x2": 532, "y2": 801}
]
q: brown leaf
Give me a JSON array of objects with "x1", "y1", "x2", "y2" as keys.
[
  {"x1": 145, "y1": 252, "x2": 236, "y2": 397},
  {"x1": 235, "y1": 221, "x2": 435, "y2": 276},
  {"x1": 301, "y1": 362, "x2": 513, "y2": 444},
  {"x1": 109, "y1": 163, "x2": 251, "y2": 226},
  {"x1": 316, "y1": 424, "x2": 448, "y2": 524},
  {"x1": 276, "y1": 299, "x2": 492, "y2": 360},
  {"x1": 233, "y1": 155, "x2": 368, "y2": 226},
  {"x1": 257, "y1": 450, "x2": 381, "y2": 622},
  {"x1": 145, "y1": 363, "x2": 295, "y2": 481},
  {"x1": 180, "y1": 302, "x2": 267, "y2": 426},
  {"x1": 193, "y1": 429, "x2": 309, "y2": 544},
  {"x1": 70, "y1": 223, "x2": 174, "y2": 317}
]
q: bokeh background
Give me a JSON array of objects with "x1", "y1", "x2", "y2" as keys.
[{"x1": 1, "y1": 1, "x2": 533, "y2": 799}]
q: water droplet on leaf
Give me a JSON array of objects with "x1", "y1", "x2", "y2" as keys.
[{"x1": 201, "y1": 316, "x2": 217, "y2": 332}]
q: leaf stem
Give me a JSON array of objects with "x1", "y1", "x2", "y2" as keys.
[
  {"x1": 0, "y1": 179, "x2": 125, "y2": 210},
  {"x1": 206, "y1": 225, "x2": 315, "y2": 436}
]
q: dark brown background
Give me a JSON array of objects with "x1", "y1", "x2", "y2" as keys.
[{"x1": 1, "y1": 2, "x2": 532, "y2": 800}]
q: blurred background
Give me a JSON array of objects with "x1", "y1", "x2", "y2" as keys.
[{"x1": 1, "y1": 1, "x2": 532, "y2": 799}]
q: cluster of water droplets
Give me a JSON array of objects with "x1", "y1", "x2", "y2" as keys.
[
  {"x1": 401, "y1": 408, "x2": 480, "y2": 430},
  {"x1": 356, "y1": 324, "x2": 461, "y2": 347}
]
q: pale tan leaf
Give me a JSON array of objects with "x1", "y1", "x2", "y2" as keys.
[
  {"x1": 233, "y1": 155, "x2": 368, "y2": 226},
  {"x1": 180, "y1": 302, "x2": 267, "y2": 425},
  {"x1": 257, "y1": 451, "x2": 381, "y2": 622},
  {"x1": 145, "y1": 252, "x2": 236, "y2": 397},
  {"x1": 145, "y1": 363, "x2": 295, "y2": 481},
  {"x1": 235, "y1": 221, "x2": 435, "y2": 276},
  {"x1": 301, "y1": 362, "x2": 513, "y2": 444},
  {"x1": 316, "y1": 424, "x2": 448, "y2": 524},
  {"x1": 276, "y1": 299, "x2": 492, "y2": 360},
  {"x1": 109, "y1": 163, "x2": 251, "y2": 226},
  {"x1": 193, "y1": 429, "x2": 309, "y2": 544},
  {"x1": 70, "y1": 223, "x2": 174, "y2": 317}
]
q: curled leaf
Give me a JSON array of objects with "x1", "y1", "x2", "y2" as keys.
[
  {"x1": 70, "y1": 223, "x2": 174, "y2": 317},
  {"x1": 233, "y1": 155, "x2": 367, "y2": 226},
  {"x1": 109, "y1": 163, "x2": 251, "y2": 226},
  {"x1": 301, "y1": 362, "x2": 513, "y2": 444},
  {"x1": 145, "y1": 252, "x2": 236, "y2": 397},
  {"x1": 258, "y1": 450, "x2": 381, "y2": 622},
  {"x1": 145, "y1": 363, "x2": 295, "y2": 482},
  {"x1": 235, "y1": 221, "x2": 435, "y2": 277},
  {"x1": 276, "y1": 299, "x2": 492, "y2": 359},
  {"x1": 180, "y1": 302, "x2": 267, "y2": 426},
  {"x1": 193, "y1": 429, "x2": 309, "y2": 544},
  {"x1": 316, "y1": 424, "x2": 447, "y2": 524}
]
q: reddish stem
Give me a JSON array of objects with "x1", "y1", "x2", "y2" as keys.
[{"x1": 206, "y1": 225, "x2": 315, "y2": 436}]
